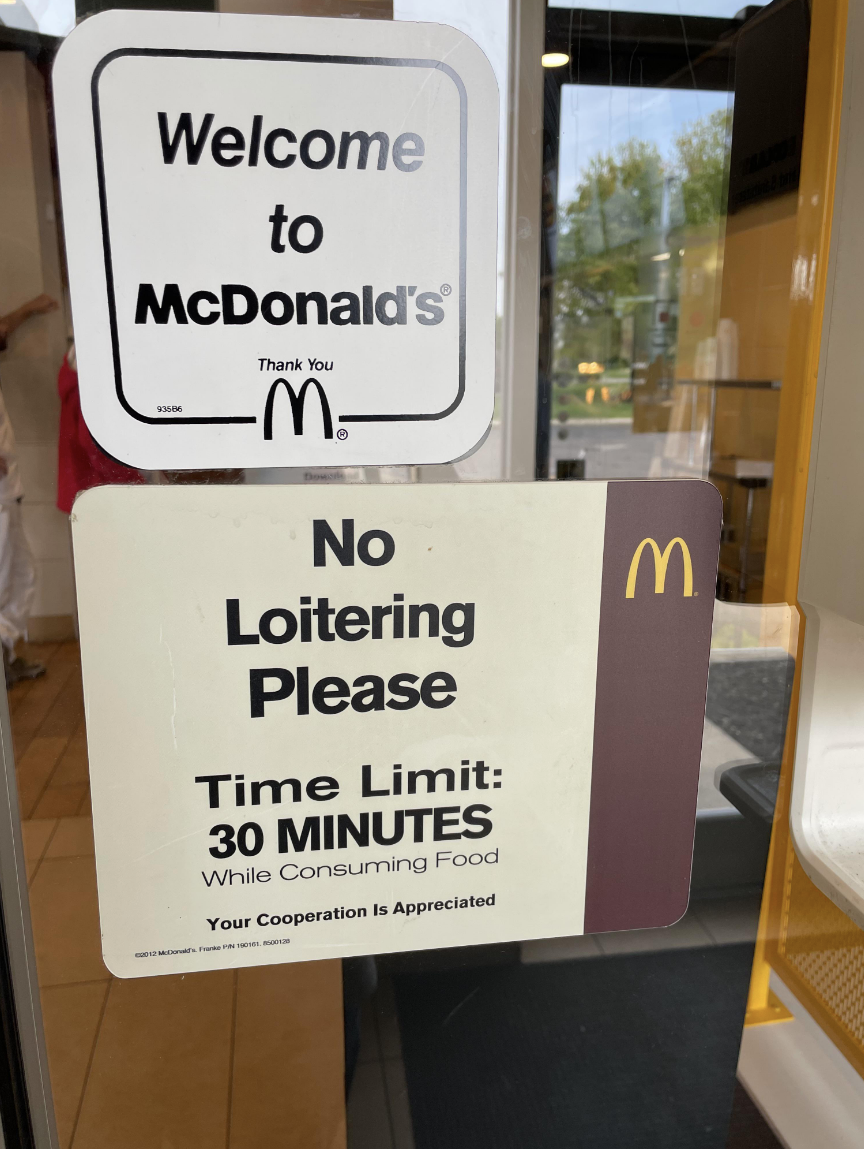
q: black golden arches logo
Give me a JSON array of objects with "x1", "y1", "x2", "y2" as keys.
[
  {"x1": 263, "y1": 377, "x2": 333, "y2": 440},
  {"x1": 625, "y1": 537, "x2": 694, "y2": 598}
]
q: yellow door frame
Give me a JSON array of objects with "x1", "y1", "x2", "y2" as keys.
[{"x1": 745, "y1": 0, "x2": 854, "y2": 1050}]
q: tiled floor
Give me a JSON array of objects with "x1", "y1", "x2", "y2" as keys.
[
  {"x1": 13, "y1": 641, "x2": 346, "y2": 1149},
  {"x1": 14, "y1": 642, "x2": 762, "y2": 1149}
]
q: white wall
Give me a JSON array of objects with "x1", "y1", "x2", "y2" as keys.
[{"x1": 0, "y1": 51, "x2": 76, "y2": 640}]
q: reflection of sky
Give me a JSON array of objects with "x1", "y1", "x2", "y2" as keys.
[
  {"x1": 0, "y1": 0, "x2": 74, "y2": 36},
  {"x1": 550, "y1": 0, "x2": 760, "y2": 15},
  {"x1": 557, "y1": 85, "x2": 731, "y2": 207}
]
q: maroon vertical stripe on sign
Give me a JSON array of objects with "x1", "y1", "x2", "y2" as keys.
[{"x1": 583, "y1": 479, "x2": 722, "y2": 934}]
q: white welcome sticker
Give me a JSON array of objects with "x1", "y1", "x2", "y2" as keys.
[{"x1": 54, "y1": 11, "x2": 498, "y2": 469}]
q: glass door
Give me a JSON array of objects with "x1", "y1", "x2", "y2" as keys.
[{"x1": 0, "y1": 3, "x2": 862, "y2": 1149}]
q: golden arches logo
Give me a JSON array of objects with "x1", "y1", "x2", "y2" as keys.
[{"x1": 625, "y1": 538, "x2": 693, "y2": 598}]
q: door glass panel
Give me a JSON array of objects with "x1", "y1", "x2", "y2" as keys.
[
  {"x1": 546, "y1": 82, "x2": 731, "y2": 482},
  {"x1": 0, "y1": 4, "x2": 850, "y2": 1149}
]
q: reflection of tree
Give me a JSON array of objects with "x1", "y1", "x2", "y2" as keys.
[
  {"x1": 554, "y1": 140, "x2": 664, "y2": 376},
  {"x1": 676, "y1": 108, "x2": 732, "y2": 227},
  {"x1": 552, "y1": 109, "x2": 731, "y2": 385}
]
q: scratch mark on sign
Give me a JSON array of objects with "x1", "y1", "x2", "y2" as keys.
[
  {"x1": 137, "y1": 826, "x2": 204, "y2": 862},
  {"x1": 159, "y1": 624, "x2": 178, "y2": 750},
  {"x1": 442, "y1": 985, "x2": 480, "y2": 1028}
]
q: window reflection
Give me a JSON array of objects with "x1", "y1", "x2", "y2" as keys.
[
  {"x1": 539, "y1": 2, "x2": 808, "y2": 609},
  {"x1": 547, "y1": 85, "x2": 731, "y2": 483}
]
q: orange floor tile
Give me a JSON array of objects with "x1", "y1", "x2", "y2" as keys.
[{"x1": 14, "y1": 642, "x2": 346, "y2": 1149}]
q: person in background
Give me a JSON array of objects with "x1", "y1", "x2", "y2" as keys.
[
  {"x1": 56, "y1": 344, "x2": 144, "y2": 515},
  {"x1": 0, "y1": 293, "x2": 60, "y2": 687}
]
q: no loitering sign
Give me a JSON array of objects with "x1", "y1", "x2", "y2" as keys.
[
  {"x1": 72, "y1": 480, "x2": 721, "y2": 977},
  {"x1": 53, "y1": 11, "x2": 498, "y2": 470}
]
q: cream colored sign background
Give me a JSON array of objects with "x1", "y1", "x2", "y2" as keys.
[{"x1": 73, "y1": 484, "x2": 606, "y2": 977}]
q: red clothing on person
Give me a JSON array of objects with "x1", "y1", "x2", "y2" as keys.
[{"x1": 57, "y1": 353, "x2": 143, "y2": 514}]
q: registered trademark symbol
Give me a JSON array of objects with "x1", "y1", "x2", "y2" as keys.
[
  {"x1": 440, "y1": 283, "x2": 452, "y2": 296},
  {"x1": 337, "y1": 428, "x2": 348, "y2": 441}
]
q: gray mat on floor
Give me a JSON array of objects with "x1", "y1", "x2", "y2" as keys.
[
  {"x1": 394, "y1": 943, "x2": 754, "y2": 1149},
  {"x1": 705, "y1": 657, "x2": 794, "y2": 763}
]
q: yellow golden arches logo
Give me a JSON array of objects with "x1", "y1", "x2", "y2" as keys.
[{"x1": 625, "y1": 538, "x2": 693, "y2": 598}]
